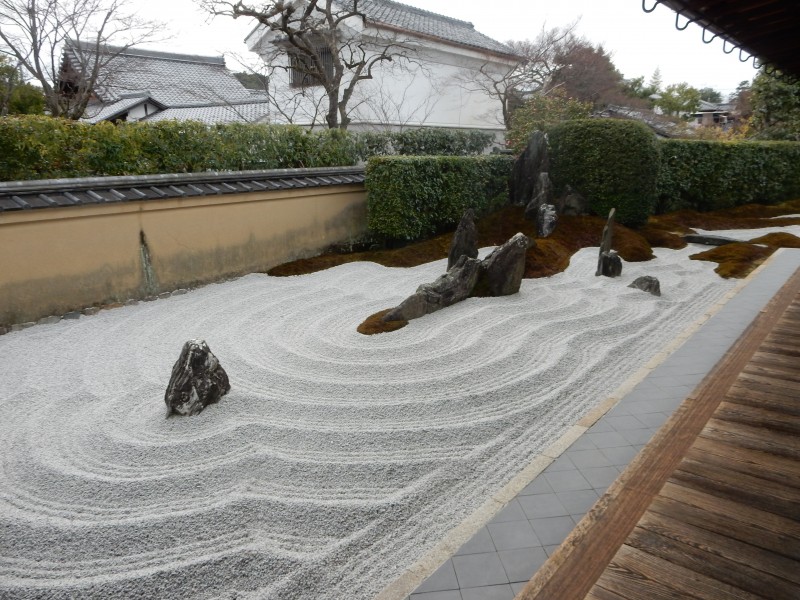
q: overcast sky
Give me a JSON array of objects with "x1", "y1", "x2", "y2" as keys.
[{"x1": 135, "y1": 0, "x2": 757, "y2": 97}]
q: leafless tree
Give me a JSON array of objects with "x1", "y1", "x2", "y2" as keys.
[
  {"x1": 0, "y1": 0, "x2": 162, "y2": 119},
  {"x1": 200, "y1": 0, "x2": 419, "y2": 129},
  {"x1": 457, "y1": 22, "x2": 579, "y2": 129}
]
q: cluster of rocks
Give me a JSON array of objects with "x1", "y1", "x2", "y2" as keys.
[
  {"x1": 384, "y1": 211, "x2": 531, "y2": 323},
  {"x1": 510, "y1": 131, "x2": 589, "y2": 240}
]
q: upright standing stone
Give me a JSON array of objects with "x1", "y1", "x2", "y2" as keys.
[
  {"x1": 447, "y1": 209, "x2": 479, "y2": 270},
  {"x1": 165, "y1": 340, "x2": 231, "y2": 416},
  {"x1": 524, "y1": 172, "x2": 554, "y2": 221},
  {"x1": 597, "y1": 208, "x2": 622, "y2": 278},
  {"x1": 511, "y1": 131, "x2": 549, "y2": 206}
]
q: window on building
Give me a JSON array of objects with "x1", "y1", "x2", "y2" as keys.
[{"x1": 290, "y1": 47, "x2": 334, "y2": 87}]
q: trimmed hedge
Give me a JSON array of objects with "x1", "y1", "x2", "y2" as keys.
[
  {"x1": 548, "y1": 119, "x2": 660, "y2": 227},
  {"x1": 656, "y1": 139, "x2": 800, "y2": 212},
  {"x1": 0, "y1": 116, "x2": 495, "y2": 181},
  {"x1": 366, "y1": 155, "x2": 514, "y2": 240}
]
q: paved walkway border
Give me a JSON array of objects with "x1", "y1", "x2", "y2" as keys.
[{"x1": 375, "y1": 248, "x2": 800, "y2": 600}]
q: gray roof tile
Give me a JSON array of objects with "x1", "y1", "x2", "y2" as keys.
[
  {"x1": 342, "y1": 0, "x2": 514, "y2": 56},
  {"x1": 142, "y1": 101, "x2": 271, "y2": 124}
]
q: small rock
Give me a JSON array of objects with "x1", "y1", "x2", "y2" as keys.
[
  {"x1": 384, "y1": 255, "x2": 481, "y2": 322},
  {"x1": 37, "y1": 315, "x2": 61, "y2": 325},
  {"x1": 11, "y1": 322, "x2": 35, "y2": 331},
  {"x1": 165, "y1": 340, "x2": 231, "y2": 417},
  {"x1": 158, "y1": 292, "x2": 172, "y2": 299},
  {"x1": 83, "y1": 307, "x2": 100, "y2": 316},
  {"x1": 125, "y1": 299, "x2": 140, "y2": 306},
  {"x1": 598, "y1": 251, "x2": 623, "y2": 278},
  {"x1": 143, "y1": 296, "x2": 157, "y2": 302},
  {"x1": 474, "y1": 232, "x2": 531, "y2": 296},
  {"x1": 447, "y1": 209, "x2": 478, "y2": 270},
  {"x1": 172, "y1": 289, "x2": 188, "y2": 296},
  {"x1": 559, "y1": 185, "x2": 588, "y2": 216},
  {"x1": 536, "y1": 203, "x2": 558, "y2": 238},
  {"x1": 63, "y1": 312, "x2": 81, "y2": 320},
  {"x1": 682, "y1": 234, "x2": 740, "y2": 246},
  {"x1": 0, "y1": 326, "x2": 8, "y2": 336},
  {"x1": 628, "y1": 276, "x2": 661, "y2": 296}
]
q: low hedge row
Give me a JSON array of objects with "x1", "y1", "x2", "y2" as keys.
[
  {"x1": 0, "y1": 116, "x2": 496, "y2": 181},
  {"x1": 656, "y1": 138, "x2": 800, "y2": 212},
  {"x1": 366, "y1": 155, "x2": 514, "y2": 240}
]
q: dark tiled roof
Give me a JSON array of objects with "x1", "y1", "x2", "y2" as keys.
[
  {"x1": 142, "y1": 101, "x2": 271, "y2": 124},
  {"x1": 350, "y1": 0, "x2": 514, "y2": 56},
  {"x1": 0, "y1": 167, "x2": 365, "y2": 212},
  {"x1": 64, "y1": 41, "x2": 255, "y2": 106}
]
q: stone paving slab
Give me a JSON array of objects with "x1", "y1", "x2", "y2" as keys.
[{"x1": 403, "y1": 249, "x2": 800, "y2": 600}]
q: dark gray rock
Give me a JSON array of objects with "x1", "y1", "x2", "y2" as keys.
[
  {"x1": 475, "y1": 232, "x2": 531, "y2": 296},
  {"x1": 384, "y1": 256, "x2": 481, "y2": 322},
  {"x1": 447, "y1": 209, "x2": 479, "y2": 270},
  {"x1": 559, "y1": 185, "x2": 588, "y2": 216},
  {"x1": 165, "y1": 339, "x2": 231, "y2": 417},
  {"x1": 536, "y1": 203, "x2": 558, "y2": 238},
  {"x1": 628, "y1": 276, "x2": 661, "y2": 296},
  {"x1": 524, "y1": 172, "x2": 554, "y2": 221},
  {"x1": 511, "y1": 131, "x2": 549, "y2": 206},
  {"x1": 598, "y1": 251, "x2": 623, "y2": 278},
  {"x1": 596, "y1": 208, "x2": 616, "y2": 277},
  {"x1": 682, "y1": 234, "x2": 740, "y2": 246},
  {"x1": 63, "y1": 311, "x2": 81, "y2": 320}
]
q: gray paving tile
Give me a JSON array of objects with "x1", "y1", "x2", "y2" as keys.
[
  {"x1": 565, "y1": 448, "x2": 613, "y2": 469},
  {"x1": 543, "y1": 469, "x2": 592, "y2": 493},
  {"x1": 528, "y1": 515, "x2": 576, "y2": 546},
  {"x1": 619, "y1": 427, "x2": 658, "y2": 445},
  {"x1": 518, "y1": 477, "x2": 553, "y2": 496},
  {"x1": 497, "y1": 547, "x2": 548, "y2": 582},
  {"x1": 543, "y1": 454, "x2": 574, "y2": 472},
  {"x1": 635, "y1": 411, "x2": 670, "y2": 428},
  {"x1": 543, "y1": 544, "x2": 562, "y2": 556},
  {"x1": 600, "y1": 445, "x2": 640, "y2": 467},
  {"x1": 511, "y1": 582, "x2": 528, "y2": 594},
  {"x1": 581, "y1": 466, "x2": 621, "y2": 490},
  {"x1": 455, "y1": 526, "x2": 496, "y2": 556},
  {"x1": 568, "y1": 432, "x2": 602, "y2": 447},
  {"x1": 518, "y1": 493, "x2": 570, "y2": 519},
  {"x1": 556, "y1": 489, "x2": 600, "y2": 516},
  {"x1": 460, "y1": 584, "x2": 515, "y2": 600},
  {"x1": 452, "y1": 553, "x2": 509, "y2": 588},
  {"x1": 487, "y1": 520, "x2": 540, "y2": 550},
  {"x1": 489, "y1": 499, "x2": 528, "y2": 522},
  {"x1": 410, "y1": 591, "x2": 463, "y2": 600},
  {"x1": 415, "y1": 560, "x2": 459, "y2": 593},
  {"x1": 584, "y1": 431, "x2": 630, "y2": 449},
  {"x1": 604, "y1": 415, "x2": 646, "y2": 431}
]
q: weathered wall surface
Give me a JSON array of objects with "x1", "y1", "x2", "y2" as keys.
[{"x1": 0, "y1": 185, "x2": 367, "y2": 325}]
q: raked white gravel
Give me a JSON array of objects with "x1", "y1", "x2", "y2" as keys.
[{"x1": 0, "y1": 244, "x2": 743, "y2": 599}]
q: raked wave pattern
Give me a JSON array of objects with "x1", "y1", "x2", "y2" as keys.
[{"x1": 0, "y1": 246, "x2": 737, "y2": 599}]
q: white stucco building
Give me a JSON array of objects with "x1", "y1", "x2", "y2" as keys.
[{"x1": 245, "y1": 0, "x2": 520, "y2": 134}]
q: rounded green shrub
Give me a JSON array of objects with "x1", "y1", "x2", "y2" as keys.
[{"x1": 548, "y1": 119, "x2": 660, "y2": 227}]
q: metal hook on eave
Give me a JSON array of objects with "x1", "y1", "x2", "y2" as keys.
[
  {"x1": 675, "y1": 12, "x2": 696, "y2": 31},
  {"x1": 642, "y1": 0, "x2": 660, "y2": 13},
  {"x1": 701, "y1": 27, "x2": 717, "y2": 44},
  {"x1": 738, "y1": 48, "x2": 751, "y2": 63},
  {"x1": 764, "y1": 63, "x2": 777, "y2": 76},
  {"x1": 722, "y1": 38, "x2": 737, "y2": 54}
]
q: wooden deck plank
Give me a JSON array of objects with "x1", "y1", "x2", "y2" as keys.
[{"x1": 515, "y1": 266, "x2": 800, "y2": 600}]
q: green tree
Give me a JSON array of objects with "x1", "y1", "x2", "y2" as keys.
[
  {"x1": 9, "y1": 82, "x2": 45, "y2": 114},
  {"x1": 648, "y1": 68, "x2": 663, "y2": 94},
  {"x1": 548, "y1": 42, "x2": 624, "y2": 107},
  {"x1": 506, "y1": 88, "x2": 592, "y2": 153},
  {"x1": 655, "y1": 82, "x2": 701, "y2": 117},
  {"x1": 698, "y1": 87, "x2": 722, "y2": 103},
  {"x1": 750, "y1": 70, "x2": 800, "y2": 140}
]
